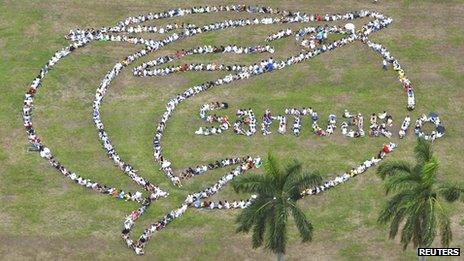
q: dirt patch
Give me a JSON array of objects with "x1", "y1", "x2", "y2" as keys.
[
  {"x1": 24, "y1": 23, "x2": 39, "y2": 38},
  {"x1": 333, "y1": 93, "x2": 352, "y2": 105},
  {"x1": 0, "y1": 234, "x2": 108, "y2": 260}
]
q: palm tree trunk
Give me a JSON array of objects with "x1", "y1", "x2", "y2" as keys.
[{"x1": 277, "y1": 252, "x2": 284, "y2": 261}]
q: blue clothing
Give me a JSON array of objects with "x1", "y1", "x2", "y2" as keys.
[{"x1": 266, "y1": 63, "x2": 274, "y2": 71}]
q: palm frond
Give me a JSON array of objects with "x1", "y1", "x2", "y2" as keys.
[
  {"x1": 281, "y1": 160, "x2": 302, "y2": 188},
  {"x1": 422, "y1": 156, "x2": 439, "y2": 187},
  {"x1": 285, "y1": 171, "x2": 323, "y2": 200},
  {"x1": 438, "y1": 208, "x2": 452, "y2": 247},
  {"x1": 377, "y1": 138, "x2": 459, "y2": 251},
  {"x1": 236, "y1": 208, "x2": 258, "y2": 233},
  {"x1": 232, "y1": 174, "x2": 275, "y2": 195},
  {"x1": 288, "y1": 202, "x2": 313, "y2": 242},
  {"x1": 377, "y1": 160, "x2": 414, "y2": 180},
  {"x1": 251, "y1": 215, "x2": 267, "y2": 248},
  {"x1": 266, "y1": 199, "x2": 288, "y2": 254},
  {"x1": 236, "y1": 197, "x2": 271, "y2": 233},
  {"x1": 388, "y1": 207, "x2": 406, "y2": 239},
  {"x1": 378, "y1": 191, "x2": 413, "y2": 224},
  {"x1": 384, "y1": 172, "x2": 421, "y2": 194},
  {"x1": 421, "y1": 199, "x2": 437, "y2": 247},
  {"x1": 438, "y1": 183, "x2": 464, "y2": 202},
  {"x1": 284, "y1": 159, "x2": 302, "y2": 176},
  {"x1": 415, "y1": 138, "x2": 433, "y2": 164},
  {"x1": 400, "y1": 215, "x2": 416, "y2": 250},
  {"x1": 263, "y1": 153, "x2": 281, "y2": 180}
]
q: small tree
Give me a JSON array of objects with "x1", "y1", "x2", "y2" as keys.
[
  {"x1": 232, "y1": 154, "x2": 322, "y2": 261},
  {"x1": 377, "y1": 138, "x2": 463, "y2": 256}
]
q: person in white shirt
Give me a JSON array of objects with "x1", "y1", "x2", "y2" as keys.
[
  {"x1": 341, "y1": 122, "x2": 348, "y2": 135},
  {"x1": 378, "y1": 111, "x2": 387, "y2": 120},
  {"x1": 343, "y1": 109, "x2": 353, "y2": 118},
  {"x1": 39, "y1": 147, "x2": 51, "y2": 159}
]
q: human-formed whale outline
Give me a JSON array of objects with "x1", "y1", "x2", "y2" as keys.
[{"x1": 23, "y1": 5, "x2": 416, "y2": 255}]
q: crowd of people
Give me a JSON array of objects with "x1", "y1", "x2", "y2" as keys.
[
  {"x1": 261, "y1": 109, "x2": 336, "y2": 136},
  {"x1": 398, "y1": 115, "x2": 411, "y2": 138},
  {"x1": 414, "y1": 113, "x2": 445, "y2": 141},
  {"x1": 124, "y1": 156, "x2": 260, "y2": 254},
  {"x1": 90, "y1": 42, "x2": 171, "y2": 199},
  {"x1": 126, "y1": 8, "x2": 409, "y2": 190},
  {"x1": 179, "y1": 156, "x2": 251, "y2": 179},
  {"x1": 363, "y1": 38, "x2": 416, "y2": 110},
  {"x1": 266, "y1": 28, "x2": 293, "y2": 42},
  {"x1": 134, "y1": 44, "x2": 274, "y2": 77},
  {"x1": 340, "y1": 110, "x2": 397, "y2": 138},
  {"x1": 21, "y1": 33, "x2": 161, "y2": 205},
  {"x1": 233, "y1": 109, "x2": 257, "y2": 136},
  {"x1": 368, "y1": 111, "x2": 394, "y2": 138},
  {"x1": 195, "y1": 102, "x2": 230, "y2": 136},
  {"x1": 341, "y1": 110, "x2": 365, "y2": 138},
  {"x1": 301, "y1": 143, "x2": 396, "y2": 195},
  {"x1": 194, "y1": 196, "x2": 257, "y2": 210},
  {"x1": 24, "y1": 4, "x2": 422, "y2": 255},
  {"x1": 297, "y1": 25, "x2": 346, "y2": 49},
  {"x1": 285, "y1": 108, "x2": 320, "y2": 136},
  {"x1": 122, "y1": 203, "x2": 188, "y2": 255},
  {"x1": 196, "y1": 106, "x2": 436, "y2": 139},
  {"x1": 189, "y1": 143, "x2": 397, "y2": 209}
]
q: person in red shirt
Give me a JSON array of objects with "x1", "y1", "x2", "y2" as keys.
[{"x1": 383, "y1": 144, "x2": 392, "y2": 153}]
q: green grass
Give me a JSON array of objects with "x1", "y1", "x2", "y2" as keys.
[{"x1": 1, "y1": 1, "x2": 463, "y2": 260}]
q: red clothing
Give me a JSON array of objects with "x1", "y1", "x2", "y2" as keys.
[
  {"x1": 383, "y1": 144, "x2": 391, "y2": 153},
  {"x1": 131, "y1": 211, "x2": 140, "y2": 220},
  {"x1": 180, "y1": 64, "x2": 188, "y2": 72}
]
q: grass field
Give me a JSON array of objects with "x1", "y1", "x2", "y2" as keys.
[{"x1": 1, "y1": 0, "x2": 464, "y2": 260}]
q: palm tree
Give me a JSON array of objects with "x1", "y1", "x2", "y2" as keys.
[
  {"x1": 377, "y1": 138, "x2": 463, "y2": 256},
  {"x1": 232, "y1": 154, "x2": 322, "y2": 261}
]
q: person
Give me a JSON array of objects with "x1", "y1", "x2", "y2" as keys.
[
  {"x1": 161, "y1": 160, "x2": 171, "y2": 169},
  {"x1": 341, "y1": 122, "x2": 348, "y2": 135},
  {"x1": 195, "y1": 127, "x2": 203, "y2": 135},
  {"x1": 277, "y1": 115, "x2": 286, "y2": 134},
  {"x1": 383, "y1": 143, "x2": 393, "y2": 153},
  {"x1": 399, "y1": 115, "x2": 410, "y2": 138},
  {"x1": 378, "y1": 111, "x2": 387, "y2": 120},
  {"x1": 293, "y1": 117, "x2": 301, "y2": 136},
  {"x1": 39, "y1": 147, "x2": 51, "y2": 159},
  {"x1": 357, "y1": 113, "x2": 364, "y2": 129},
  {"x1": 326, "y1": 124, "x2": 334, "y2": 135},
  {"x1": 343, "y1": 109, "x2": 353, "y2": 118},
  {"x1": 436, "y1": 125, "x2": 445, "y2": 138},
  {"x1": 370, "y1": 113, "x2": 377, "y2": 125}
]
